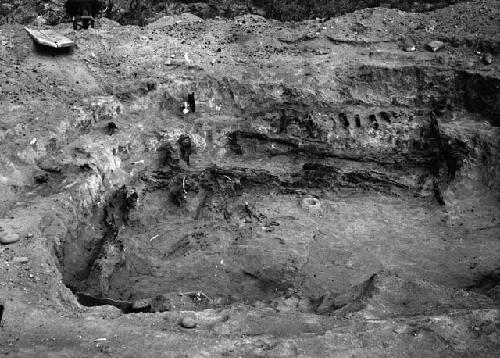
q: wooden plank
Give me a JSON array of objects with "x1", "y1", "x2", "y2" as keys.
[{"x1": 25, "y1": 27, "x2": 74, "y2": 48}]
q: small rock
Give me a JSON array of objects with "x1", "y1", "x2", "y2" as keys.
[
  {"x1": 179, "y1": 316, "x2": 197, "y2": 329},
  {"x1": 426, "y1": 40, "x2": 445, "y2": 52},
  {"x1": 403, "y1": 45, "x2": 416, "y2": 52},
  {"x1": 0, "y1": 232, "x2": 20, "y2": 245},
  {"x1": 131, "y1": 298, "x2": 152, "y2": 312}
]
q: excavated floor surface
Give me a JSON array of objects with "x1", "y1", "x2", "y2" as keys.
[{"x1": 1, "y1": 1, "x2": 500, "y2": 357}]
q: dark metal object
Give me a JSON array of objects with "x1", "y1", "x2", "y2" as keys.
[{"x1": 66, "y1": 0, "x2": 104, "y2": 30}]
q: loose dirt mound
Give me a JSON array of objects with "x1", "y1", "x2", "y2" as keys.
[{"x1": 147, "y1": 12, "x2": 203, "y2": 29}]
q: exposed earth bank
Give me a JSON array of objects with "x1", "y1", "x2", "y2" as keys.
[
  {"x1": 0, "y1": 0, "x2": 476, "y2": 26},
  {"x1": 1, "y1": 1, "x2": 500, "y2": 357}
]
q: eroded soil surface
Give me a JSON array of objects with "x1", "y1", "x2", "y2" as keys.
[{"x1": 1, "y1": 1, "x2": 500, "y2": 357}]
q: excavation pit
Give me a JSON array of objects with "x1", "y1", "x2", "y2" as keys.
[
  {"x1": 55, "y1": 135, "x2": 500, "y2": 315},
  {"x1": 1, "y1": 4, "x2": 500, "y2": 354},
  {"x1": 35, "y1": 63, "x2": 500, "y2": 316},
  {"x1": 49, "y1": 69, "x2": 500, "y2": 314}
]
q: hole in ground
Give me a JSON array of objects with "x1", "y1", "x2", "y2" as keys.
[
  {"x1": 54, "y1": 139, "x2": 499, "y2": 315},
  {"x1": 49, "y1": 70, "x2": 500, "y2": 314}
]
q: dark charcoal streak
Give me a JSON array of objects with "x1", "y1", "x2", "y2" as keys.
[
  {"x1": 74, "y1": 291, "x2": 133, "y2": 313},
  {"x1": 233, "y1": 130, "x2": 394, "y2": 165}
]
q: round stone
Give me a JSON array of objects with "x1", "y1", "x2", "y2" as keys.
[
  {"x1": 426, "y1": 40, "x2": 445, "y2": 52},
  {"x1": 0, "y1": 232, "x2": 20, "y2": 245},
  {"x1": 179, "y1": 316, "x2": 197, "y2": 329}
]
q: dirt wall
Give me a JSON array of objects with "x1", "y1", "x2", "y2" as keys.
[{"x1": 0, "y1": 0, "x2": 472, "y2": 25}]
